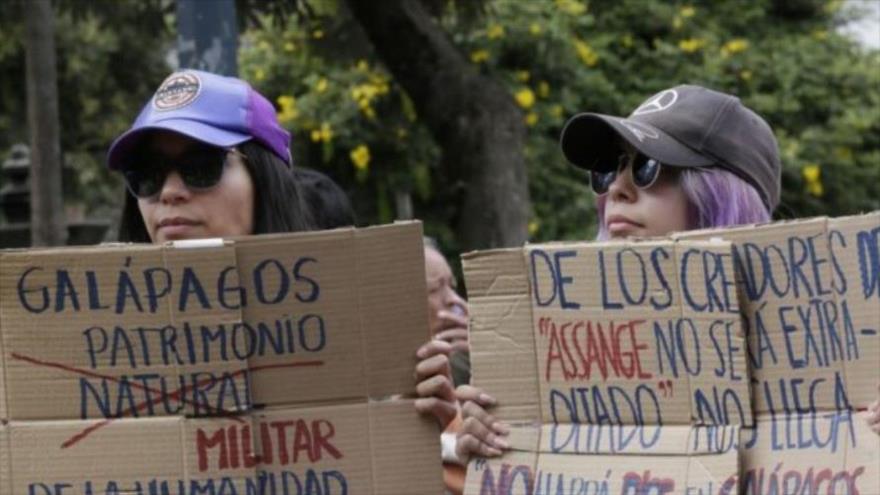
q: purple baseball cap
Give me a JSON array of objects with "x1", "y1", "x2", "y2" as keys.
[{"x1": 107, "y1": 70, "x2": 291, "y2": 170}]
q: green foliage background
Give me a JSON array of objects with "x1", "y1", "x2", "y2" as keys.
[
  {"x1": 241, "y1": 0, "x2": 879, "y2": 245},
  {"x1": 1, "y1": 0, "x2": 877, "y2": 248},
  {"x1": 0, "y1": 1, "x2": 172, "y2": 222}
]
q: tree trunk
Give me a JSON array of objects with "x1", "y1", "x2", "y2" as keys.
[
  {"x1": 346, "y1": 0, "x2": 529, "y2": 251},
  {"x1": 24, "y1": 0, "x2": 66, "y2": 246}
]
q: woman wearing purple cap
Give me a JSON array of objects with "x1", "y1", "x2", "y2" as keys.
[
  {"x1": 108, "y1": 70, "x2": 312, "y2": 242},
  {"x1": 439, "y1": 85, "x2": 787, "y2": 467}
]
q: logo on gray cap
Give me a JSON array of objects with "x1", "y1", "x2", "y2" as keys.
[
  {"x1": 632, "y1": 89, "x2": 678, "y2": 116},
  {"x1": 620, "y1": 119, "x2": 659, "y2": 142}
]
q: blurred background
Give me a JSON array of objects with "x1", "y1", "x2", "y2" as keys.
[{"x1": 0, "y1": 0, "x2": 878, "y2": 262}]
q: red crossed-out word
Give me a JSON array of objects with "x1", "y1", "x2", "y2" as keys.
[{"x1": 10, "y1": 352, "x2": 324, "y2": 449}]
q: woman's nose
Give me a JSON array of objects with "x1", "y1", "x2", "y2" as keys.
[
  {"x1": 607, "y1": 164, "x2": 636, "y2": 202},
  {"x1": 157, "y1": 170, "x2": 191, "y2": 204}
]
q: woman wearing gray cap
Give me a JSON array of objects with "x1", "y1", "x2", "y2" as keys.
[{"x1": 451, "y1": 84, "x2": 784, "y2": 462}]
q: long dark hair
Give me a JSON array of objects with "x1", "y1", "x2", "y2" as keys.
[{"x1": 118, "y1": 140, "x2": 313, "y2": 242}]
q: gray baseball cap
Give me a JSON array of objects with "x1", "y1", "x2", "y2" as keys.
[{"x1": 560, "y1": 84, "x2": 781, "y2": 210}]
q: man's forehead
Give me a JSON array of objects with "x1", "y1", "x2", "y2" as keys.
[{"x1": 425, "y1": 248, "x2": 453, "y2": 278}]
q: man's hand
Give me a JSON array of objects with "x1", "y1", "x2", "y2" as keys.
[
  {"x1": 414, "y1": 339, "x2": 459, "y2": 430},
  {"x1": 455, "y1": 385, "x2": 509, "y2": 459}
]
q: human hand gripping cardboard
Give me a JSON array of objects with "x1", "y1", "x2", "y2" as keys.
[
  {"x1": 432, "y1": 305, "x2": 470, "y2": 354},
  {"x1": 414, "y1": 338, "x2": 459, "y2": 430},
  {"x1": 867, "y1": 383, "x2": 880, "y2": 436},
  {"x1": 454, "y1": 385, "x2": 510, "y2": 460},
  {"x1": 415, "y1": 300, "x2": 471, "y2": 429}
]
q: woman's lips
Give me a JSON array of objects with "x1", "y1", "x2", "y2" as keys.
[
  {"x1": 606, "y1": 214, "x2": 643, "y2": 235},
  {"x1": 156, "y1": 217, "x2": 200, "y2": 239}
]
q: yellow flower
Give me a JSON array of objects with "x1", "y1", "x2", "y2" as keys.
[
  {"x1": 515, "y1": 70, "x2": 530, "y2": 82},
  {"x1": 356, "y1": 59, "x2": 370, "y2": 72},
  {"x1": 678, "y1": 38, "x2": 705, "y2": 53},
  {"x1": 312, "y1": 29, "x2": 324, "y2": 39},
  {"x1": 350, "y1": 144, "x2": 371, "y2": 171},
  {"x1": 514, "y1": 88, "x2": 536, "y2": 109},
  {"x1": 277, "y1": 95, "x2": 294, "y2": 108},
  {"x1": 802, "y1": 164, "x2": 823, "y2": 197},
  {"x1": 487, "y1": 24, "x2": 505, "y2": 40},
  {"x1": 672, "y1": 16, "x2": 683, "y2": 30},
  {"x1": 283, "y1": 42, "x2": 296, "y2": 52},
  {"x1": 551, "y1": 105, "x2": 564, "y2": 119},
  {"x1": 721, "y1": 38, "x2": 749, "y2": 57},
  {"x1": 556, "y1": 0, "x2": 586, "y2": 16},
  {"x1": 528, "y1": 219, "x2": 540, "y2": 236},
  {"x1": 573, "y1": 39, "x2": 599, "y2": 67},
  {"x1": 276, "y1": 95, "x2": 298, "y2": 124},
  {"x1": 311, "y1": 122, "x2": 333, "y2": 142},
  {"x1": 680, "y1": 6, "x2": 696, "y2": 18},
  {"x1": 315, "y1": 78, "x2": 328, "y2": 93},
  {"x1": 525, "y1": 112, "x2": 539, "y2": 127},
  {"x1": 739, "y1": 70, "x2": 753, "y2": 81},
  {"x1": 537, "y1": 81, "x2": 550, "y2": 98},
  {"x1": 254, "y1": 68, "x2": 266, "y2": 82},
  {"x1": 529, "y1": 23, "x2": 542, "y2": 36},
  {"x1": 470, "y1": 49, "x2": 490, "y2": 63},
  {"x1": 319, "y1": 122, "x2": 333, "y2": 141}
]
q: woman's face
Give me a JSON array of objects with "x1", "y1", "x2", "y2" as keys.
[
  {"x1": 136, "y1": 132, "x2": 254, "y2": 243},
  {"x1": 602, "y1": 143, "x2": 690, "y2": 239}
]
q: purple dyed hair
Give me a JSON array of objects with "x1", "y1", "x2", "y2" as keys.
[{"x1": 596, "y1": 167, "x2": 770, "y2": 240}]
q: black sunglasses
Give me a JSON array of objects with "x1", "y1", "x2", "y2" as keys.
[
  {"x1": 123, "y1": 146, "x2": 244, "y2": 199},
  {"x1": 590, "y1": 152, "x2": 664, "y2": 195}
]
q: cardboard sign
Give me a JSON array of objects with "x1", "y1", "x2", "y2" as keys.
[
  {"x1": 0, "y1": 222, "x2": 443, "y2": 494},
  {"x1": 461, "y1": 212, "x2": 880, "y2": 495},
  {"x1": 461, "y1": 239, "x2": 747, "y2": 494},
  {"x1": 677, "y1": 213, "x2": 880, "y2": 495}
]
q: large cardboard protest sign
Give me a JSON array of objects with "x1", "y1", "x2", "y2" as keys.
[
  {"x1": 461, "y1": 212, "x2": 880, "y2": 495},
  {"x1": 676, "y1": 213, "x2": 880, "y2": 494},
  {"x1": 0, "y1": 222, "x2": 442, "y2": 494},
  {"x1": 461, "y1": 239, "x2": 749, "y2": 494}
]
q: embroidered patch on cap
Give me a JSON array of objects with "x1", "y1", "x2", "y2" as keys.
[{"x1": 152, "y1": 72, "x2": 201, "y2": 111}]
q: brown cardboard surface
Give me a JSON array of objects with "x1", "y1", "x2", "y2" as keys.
[
  {"x1": 0, "y1": 243, "x2": 246, "y2": 421},
  {"x1": 461, "y1": 239, "x2": 749, "y2": 495},
  {"x1": 463, "y1": 239, "x2": 752, "y2": 429},
  {"x1": 674, "y1": 212, "x2": 880, "y2": 495},
  {"x1": 463, "y1": 429, "x2": 739, "y2": 495},
  {"x1": 675, "y1": 212, "x2": 880, "y2": 413},
  {"x1": 0, "y1": 222, "x2": 442, "y2": 494},
  {"x1": 1, "y1": 399, "x2": 438, "y2": 494},
  {"x1": 462, "y1": 212, "x2": 880, "y2": 495},
  {"x1": 741, "y1": 411, "x2": 880, "y2": 494},
  {"x1": 0, "y1": 423, "x2": 8, "y2": 494},
  {"x1": 462, "y1": 248, "x2": 540, "y2": 426}
]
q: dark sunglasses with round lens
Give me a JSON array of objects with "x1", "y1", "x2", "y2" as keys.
[
  {"x1": 590, "y1": 153, "x2": 663, "y2": 195},
  {"x1": 123, "y1": 146, "x2": 245, "y2": 199}
]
